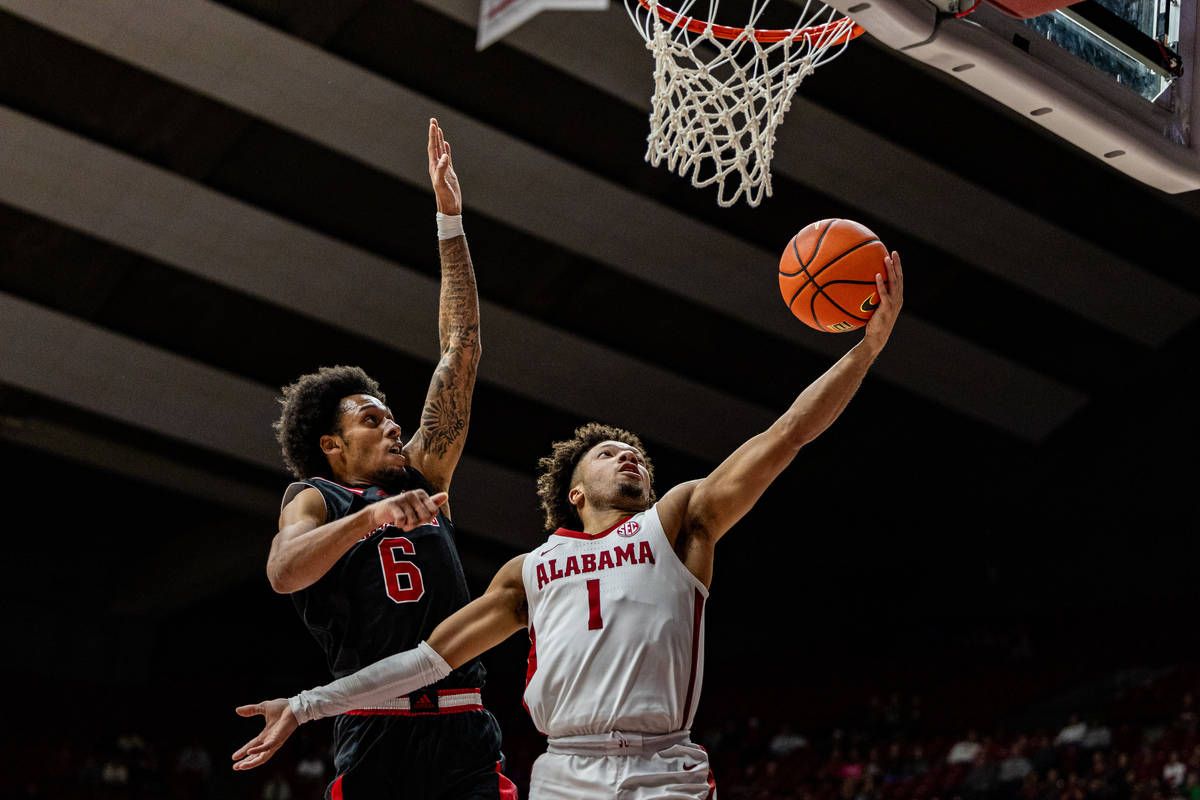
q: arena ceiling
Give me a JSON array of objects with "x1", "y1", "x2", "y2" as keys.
[{"x1": 1, "y1": 0, "x2": 1197, "y2": 661}]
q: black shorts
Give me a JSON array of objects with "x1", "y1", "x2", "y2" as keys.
[{"x1": 327, "y1": 709, "x2": 517, "y2": 800}]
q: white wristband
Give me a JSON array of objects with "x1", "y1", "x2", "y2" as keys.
[{"x1": 436, "y1": 212, "x2": 465, "y2": 240}]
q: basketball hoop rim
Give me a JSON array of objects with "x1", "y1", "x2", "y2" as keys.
[{"x1": 635, "y1": 0, "x2": 865, "y2": 43}]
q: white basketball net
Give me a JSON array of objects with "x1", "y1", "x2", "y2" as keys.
[{"x1": 625, "y1": 0, "x2": 856, "y2": 207}]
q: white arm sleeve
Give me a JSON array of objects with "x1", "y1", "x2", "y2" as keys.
[{"x1": 288, "y1": 640, "x2": 452, "y2": 723}]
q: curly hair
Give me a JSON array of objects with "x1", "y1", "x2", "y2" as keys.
[
  {"x1": 536, "y1": 422, "x2": 656, "y2": 532},
  {"x1": 274, "y1": 366, "x2": 386, "y2": 479}
]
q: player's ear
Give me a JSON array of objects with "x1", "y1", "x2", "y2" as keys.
[
  {"x1": 567, "y1": 484, "x2": 585, "y2": 509},
  {"x1": 320, "y1": 433, "x2": 342, "y2": 456}
]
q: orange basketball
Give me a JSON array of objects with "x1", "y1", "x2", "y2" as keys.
[{"x1": 779, "y1": 219, "x2": 888, "y2": 333}]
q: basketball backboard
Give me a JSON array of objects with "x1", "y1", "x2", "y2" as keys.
[{"x1": 824, "y1": 0, "x2": 1200, "y2": 191}]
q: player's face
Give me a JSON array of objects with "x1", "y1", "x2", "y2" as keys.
[
  {"x1": 324, "y1": 394, "x2": 408, "y2": 484},
  {"x1": 576, "y1": 440, "x2": 651, "y2": 511}
]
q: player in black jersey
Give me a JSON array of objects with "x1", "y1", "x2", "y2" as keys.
[{"x1": 238, "y1": 120, "x2": 516, "y2": 800}]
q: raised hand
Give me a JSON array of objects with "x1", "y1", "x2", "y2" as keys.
[
  {"x1": 428, "y1": 118, "x2": 462, "y2": 215},
  {"x1": 369, "y1": 489, "x2": 448, "y2": 531},
  {"x1": 231, "y1": 698, "x2": 298, "y2": 771},
  {"x1": 864, "y1": 250, "x2": 904, "y2": 354}
]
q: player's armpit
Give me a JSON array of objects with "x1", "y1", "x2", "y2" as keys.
[
  {"x1": 428, "y1": 554, "x2": 527, "y2": 668},
  {"x1": 677, "y1": 336, "x2": 887, "y2": 548},
  {"x1": 679, "y1": 430, "x2": 800, "y2": 545},
  {"x1": 655, "y1": 480, "x2": 700, "y2": 546},
  {"x1": 661, "y1": 423, "x2": 815, "y2": 554}
]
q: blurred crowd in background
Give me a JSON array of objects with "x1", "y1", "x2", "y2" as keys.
[{"x1": 12, "y1": 661, "x2": 1198, "y2": 800}]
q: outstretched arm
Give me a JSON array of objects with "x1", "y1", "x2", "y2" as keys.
[
  {"x1": 232, "y1": 555, "x2": 527, "y2": 770},
  {"x1": 658, "y1": 252, "x2": 905, "y2": 582},
  {"x1": 405, "y1": 119, "x2": 481, "y2": 500}
]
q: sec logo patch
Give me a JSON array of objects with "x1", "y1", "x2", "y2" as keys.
[{"x1": 614, "y1": 520, "x2": 641, "y2": 538}]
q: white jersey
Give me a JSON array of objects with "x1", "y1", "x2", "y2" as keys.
[{"x1": 521, "y1": 505, "x2": 709, "y2": 738}]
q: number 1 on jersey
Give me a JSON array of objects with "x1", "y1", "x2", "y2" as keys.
[{"x1": 586, "y1": 578, "x2": 603, "y2": 630}]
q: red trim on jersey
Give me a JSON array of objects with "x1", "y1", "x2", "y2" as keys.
[
  {"x1": 311, "y1": 476, "x2": 367, "y2": 496},
  {"x1": 330, "y1": 774, "x2": 345, "y2": 800},
  {"x1": 310, "y1": 476, "x2": 450, "y2": 530},
  {"x1": 552, "y1": 515, "x2": 633, "y2": 541},
  {"x1": 681, "y1": 588, "x2": 705, "y2": 730},
  {"x1": 523, "y1": 626, "x2": 546, "y2": 733},
  {"x1": 524, "y1": 627, "x2": 538, "y2": 691},
  {"x1": 496, "y1": 761, "x2": 519, "y2": 799},
  {"x1": 312, "y1": 476, "x2": 404, "y2": 498}
]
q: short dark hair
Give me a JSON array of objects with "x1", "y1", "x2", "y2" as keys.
[
  {"x1": 535, "y1": 422, "x2": 656, "y2": 532},
  {"x1": 275, "y1": 366, "x2": 385, "y2": 479}
]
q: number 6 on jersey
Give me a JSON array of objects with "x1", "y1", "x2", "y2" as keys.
[{"x1": 379, "y1": 537, "x2": 425, "y2": 604}]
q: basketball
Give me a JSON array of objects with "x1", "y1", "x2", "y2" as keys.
[{"x1": 778, "y1": 219, "x2": 889, "y2": 333}]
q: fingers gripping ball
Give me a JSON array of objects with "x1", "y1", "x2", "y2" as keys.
[{"x1": 779, "y1": 219, "x2": 889, "y2": 333}]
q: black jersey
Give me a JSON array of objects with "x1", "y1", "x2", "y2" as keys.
[
  {"x1": 283, "y1": 470, "x2": 509, "y2": 798},
  {"x1": 284, "y1": 470, "x2": 486, "y2": 691}
]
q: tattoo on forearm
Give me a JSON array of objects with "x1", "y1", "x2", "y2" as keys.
[
  {"x1": 420, "y1": 236, "x2": 480, "y2": 460},
  {"x1": 420, "y1": 342, "x2": 477, "y2": 458},
  {"x1": 437, "y1": 237, "x2": 480, "y2": 353}
]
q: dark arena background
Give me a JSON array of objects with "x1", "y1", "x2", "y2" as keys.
[{"x1": 1, "y1": 1, "x2": 1198, "y2": 799}]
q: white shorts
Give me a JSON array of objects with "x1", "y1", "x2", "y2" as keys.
[{"x1": 530, "y1": 731, "x2": 716, "y2": 800}]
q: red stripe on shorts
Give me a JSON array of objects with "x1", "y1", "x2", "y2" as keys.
[{"x1": 496, "y1": 761, "x2": 519, "y2": 799}]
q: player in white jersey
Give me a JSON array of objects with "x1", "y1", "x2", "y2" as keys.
[
  {"x1": 522, "y1": 505, "x2": 707, "y2": 739},
  {"x1": 519, "y1": 502, "x2": 714, "y2": 797},
  {"x1": 232, "y1": 253, "x2": 905, "y2": 798}
]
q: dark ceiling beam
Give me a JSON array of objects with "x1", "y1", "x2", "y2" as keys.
[
  {"x1": 0, "y1": 201, "x2": 719, "y2": 496},
  {"x1": 0, "y1": 401, "x2": 523, "y2": 618},
  {"x1": 0, "y1": 292, "x2": 545, "y2": 549},
  {"x1": 0, "y1": 108, "x2": 777, "y2": 462},
  {"x1": 274, "y1": 0, "x2": 1152, "y2": 398},
  {"x1": 0, "y1": 9, "x2": 1097, "y2": 445},
  {"x1": 0, "y1": 415, "x2": 278, "y2": 517},
  {"x1": 414, "y1": 0, "x2": 1199, "y2": 346},
  {"x1": 0, "y1": 1, "x2": 1089, "y2": 440},
  {"x1": 0, "y1": 415, "x2": 282, "y2": 616}
]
